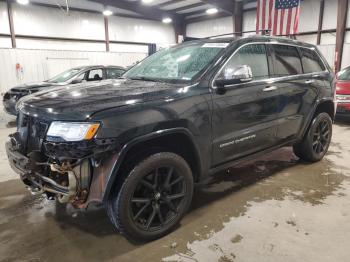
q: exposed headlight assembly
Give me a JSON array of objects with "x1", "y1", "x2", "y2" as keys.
[{"x1": 46, "y1": 122, "x2": 100, "y2": 141}]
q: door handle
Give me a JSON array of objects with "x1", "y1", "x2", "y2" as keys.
[
  {"x1": 305, "y1": 79, "x2": 315, "y2": 84},
  {"x1": 263, "y1": 86, "x2": 278, "y2": 92}
]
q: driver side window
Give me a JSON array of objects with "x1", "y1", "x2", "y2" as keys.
[
  {"x1": 74, "y1": 73, "x2": 86, "y2": 83},
  {"x1": 221, "y1": 44, "x2": 269, "y2": 80}
]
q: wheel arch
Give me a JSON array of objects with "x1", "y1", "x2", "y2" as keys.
[
  {"x1": 102, "y1": 128, "x2": 203, "y2": 204},
  {"x1": 313, "y1": 99, "x2": 335, "y2": 120},
  {"x1": 299, "y1": 98, "x2": 335, "y2": 141}
]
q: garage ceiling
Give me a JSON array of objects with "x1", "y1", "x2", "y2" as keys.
[
  {"x1": 91, "y1": 0, "x2": 258, "y2": 23},
  {"x1": 88, "y1": 0, "x2": 240, "y2": 23},
  {"x1": 8, "y1": 0, "x2": 257, "y2": 24}
]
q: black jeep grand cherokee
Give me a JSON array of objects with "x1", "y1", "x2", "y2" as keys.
[{"x1": 6, "y1": 36, "x2": 335, "y2": 242}]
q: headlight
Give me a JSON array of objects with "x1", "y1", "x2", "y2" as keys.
[{"x1": 46, "y1": 122, "x2": 100, "y2": 141}]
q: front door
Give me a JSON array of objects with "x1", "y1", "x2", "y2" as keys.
[{"x1": 211, "y1": 43, "x2": 281, "y2": 166}]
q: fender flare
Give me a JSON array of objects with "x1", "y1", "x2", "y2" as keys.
[
  {"x1": 102, "y1": 127, "x2": 202, "y2": 203},
  {"x1": 299, "y1": 97, "x2": 335, "y2": 140}
]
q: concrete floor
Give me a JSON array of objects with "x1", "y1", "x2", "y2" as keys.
[{"x1": 1, "y1": 112, "x2": 350, "y2": 262}]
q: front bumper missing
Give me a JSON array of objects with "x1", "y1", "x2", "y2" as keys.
[
  {"x1": 6, "y1": 134, "x2": 121, "y2": 208},
  {"x1": 6, "y1": 141, "x2": 70, "y2": 197}
]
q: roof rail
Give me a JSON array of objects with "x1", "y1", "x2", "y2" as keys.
[{"x1": 206, "y1": 30, "x2": 271, "y2": 39}]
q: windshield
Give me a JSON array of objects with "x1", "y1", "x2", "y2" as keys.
[
  {"x1": 338, "y1": 67, "x2": 350, "y2": 81},
  {"x1": 124, "y1": 42, "x2": 228, "y2": 83},
  {"x1": 47, "y1": 68, "x2": 82, "y2": 83}
]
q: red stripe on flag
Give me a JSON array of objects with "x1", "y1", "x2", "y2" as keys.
[
  {"x1": 262, "y1": 0, "x2": 266, "y2": 30},
  {"x1": 293, "y1": 6, "x2": 300, "y2": 34},
  {"x1": 256, "y1": 0, "x2": 261, "y2": 33},
  {"x1": 273, "y1": 8, "x2": 278, "y2": 35},
  {"x1": 286, "y1": 8, "x2": 293, "y2": 36},
  {"x1": 268, "y1": 0, "x2": 273, "y2": 31},
  {"x1": 279, "y1": 9, "x2": 285, "y2": 35}
]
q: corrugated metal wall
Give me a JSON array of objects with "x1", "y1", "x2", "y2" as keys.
[
  {"x1": 186, "y1": 17, "x2": 234, "y2": 38},
  {"x1": 0, "y1": 48, "x2": 147, "y2": 94},
  {"x1": 0, "y1": 1, "x2": 177, "y2": 94}
]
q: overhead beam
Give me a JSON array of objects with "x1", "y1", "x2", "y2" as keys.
[
  {"x1": 93, "y1": 0, "x2": 183, "y2": 22},
  {"x1": 183, "y1": 9, "x2": 208, "y2": 18},
  {"x1": 157, "y1": 0, "x2": 186, "y2": 9},
  {"x1": 6, "y1": 0, "x2": 16, "y2": 48},
  {"x1": 172, "y1": 3, "x2": 207, "y2": 13},
  {"x1": 316, "y1": 0, "x2": 325, "y2": 45},
  {"x1": 185, "y1": 12, "x2": 231, "y2": 24},
  {"x1": 335, "y1": 0, "x2": 349, "y2": 72},
  {"x1": 199, "y1": 0, "x2": 234, "y2": 14}
]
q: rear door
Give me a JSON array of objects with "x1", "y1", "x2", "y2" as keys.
[
  {"x1": 268, "y1": 44, "x2": 319, "y2": 142},
  {"x1": 211, "y1": 43, "x2": 281, "y2": 166}
]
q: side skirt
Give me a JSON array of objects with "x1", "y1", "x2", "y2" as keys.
[{"x1": 206, "y1": 139, "x2": 298, "y2": 178}]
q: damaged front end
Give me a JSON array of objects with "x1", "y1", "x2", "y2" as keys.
[{"x1": 6, "y1": 112, "x2": 120, "y2": 208}]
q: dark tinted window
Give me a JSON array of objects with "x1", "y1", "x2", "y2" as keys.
[
  {"x1": 272, "y1": 45, "x2": 302, "y2": 76},
  {"x1": 107, "y1": 68, "x2": 125, "y2": 79},
  {"x1": 338, "y1": 67, "x2": 350, "y2": 81},
  {"x1": 221, "y1": 44, "x2": 269, "y2": 79},
  {"x1": 301, "y1": 48, "x2": 325, "y2": 73}
]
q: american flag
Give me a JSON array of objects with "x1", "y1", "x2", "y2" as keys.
[{"x1": 256, "y1": 0, "x2": 301, "y2": 36}]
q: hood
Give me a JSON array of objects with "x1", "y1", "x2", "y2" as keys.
[
  {"x1": 336, "y1": 80, "x2": 350, "y2": 95},
  {"x1": 18, "y1": 79, "x2": 182, "y2": 121},
  {"x1": 10, "y1": 81, "x2": 61, "y2": 93}
]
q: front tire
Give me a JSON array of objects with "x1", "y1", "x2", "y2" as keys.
[
  {"x1": 108, "y1": 152, "x2": 194, "y2": 242},
  {"x1": 293, "y1": 112, "x2": 332, "y2": 162}
]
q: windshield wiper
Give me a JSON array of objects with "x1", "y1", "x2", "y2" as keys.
[{"x1": 128, "y1": 76, "x2": 166, "y2": 83}]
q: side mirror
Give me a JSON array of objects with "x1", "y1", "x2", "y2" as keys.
[
  {"x1": 71, "y1": 79, "x2": 83, "y2": 84},
  {"x1": 214, "y1": 65, "x2": 253, "y2": 92}
]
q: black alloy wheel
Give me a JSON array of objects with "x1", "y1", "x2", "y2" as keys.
[
  {"x1": 107, "y1": 152, "x2": 194, "y2": 242},
  {"x1": 130, "y1": 166, "x2": 186, "y2": 231},
  {"x1": 293, "y1": 112, "x2": 333, "y2": 162},
  {"x1": 312, "y1": 118, "x2": 331, "y2": 155}
]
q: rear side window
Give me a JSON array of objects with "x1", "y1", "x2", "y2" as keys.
[
  {"x1": 221, "y1": 44, "x2": 269, "y2": 80},
  {"x1": 271, "y1": 45, "x2": 302, "y2": 76},
  {"x1": 300, "y1": 48, "x2": 326, "y2": 73},
  {"x1": 107, "y1": 68, "x2": 125, "y2": 79}
]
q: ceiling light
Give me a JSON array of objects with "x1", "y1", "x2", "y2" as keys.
[
  {"x1": 103, "y1": 10, "x2": 113, "y2": 16},
  {"x1": 162, "y1": 17, "x2": 172, "y2": 24},
  {"x1": 17, "y1": 0, "x2": 29, "y2": 5},
  {"x1": 142, "y1": 0, "x2": 154, "y2": 4},
  {"x1": 206, "y1": 8, "x2": 218, "y2": 15}
]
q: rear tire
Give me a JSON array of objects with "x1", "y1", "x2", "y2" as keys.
[
  {"x1": 107, "y1": 152, "x2": 194, "y2": 242},
  {"x1": 293, "y1": 112, "x2": 332, "y2": 162}
]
